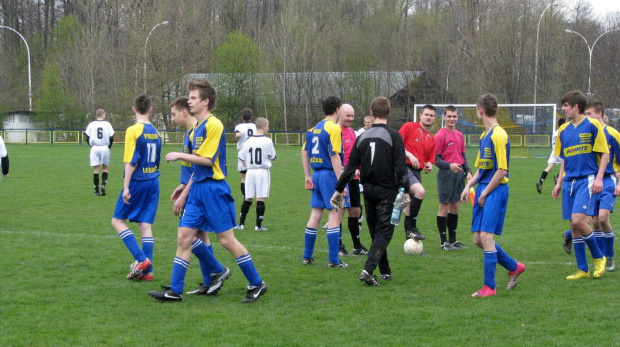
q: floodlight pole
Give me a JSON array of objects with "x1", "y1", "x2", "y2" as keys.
[
  {"x1": 0, "y1": 25, "x2": 32, "y2": 111},
  {"x1": 533, "y1": 2, "x2": 555, "y2": 133},
  {"x1": 144, "y1": 21, "x2": 169, "y2": 94},
  {"x1": 565, "y1": 28, "x2": 620, "y2": 98}
]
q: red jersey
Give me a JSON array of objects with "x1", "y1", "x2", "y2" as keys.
[
  {"x1": 434, "y1": 127, "x2": 466, "y2": 165},
  {"x1": 399, "y1": 122, "x2": 435, "y2": 167}
]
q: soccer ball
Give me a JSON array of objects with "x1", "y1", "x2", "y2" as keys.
[{"x1": 404, "y1": 239, "x2": 423, "y2": 255}]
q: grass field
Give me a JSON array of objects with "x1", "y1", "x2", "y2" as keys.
[{"x1": 1, "y1": 143, "x2": 619, "y2": 346}]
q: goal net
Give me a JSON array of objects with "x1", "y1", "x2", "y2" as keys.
[{"x1": 413, "y1": 104, "x2": 558, "y2": 148}]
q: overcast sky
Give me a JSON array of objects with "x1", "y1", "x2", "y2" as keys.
[{"x1": 575, "y1": 0, "x2": 620, "y2": 17}]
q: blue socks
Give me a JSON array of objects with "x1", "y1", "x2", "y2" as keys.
[
  {"x1": 191, "y1": 239, "x2": 223, "y2": 285},
  {"x1": 495, "y1": 242, "x2": 517, "y2": 272},
  {"x1": 141, "y1": 237, "x2": 154, "y2": 272},
  {"x1": 603, "y1": 231, "x2": 615, "y2": 257},
  {"x1": 583, "y1": 232, "x2": 603, "y2": 259},
  {"x1": 326, "y1": 227, "x2": 341, "y2": 263},
  {"x1": 573, "y1": 237, "x2": 588, "y2": 272},
  {"x1": 119, "y1": 229, "x2": 146, "y2": 262},
  {"x1": 170, "y1": 257, "x2": 189, "y2": 295},
  {"x1": 593, "y1": 231, "x2": 606, "y2": 254},
  {"x1": 303, "y1": 228, "x2": 317, "y2": 260},
  {"x1": 236, "y1": 254, "x2": 262, "y2": 287},
  {"x1": 483, "y1": 251, "x2": 497, "y2": 289}
]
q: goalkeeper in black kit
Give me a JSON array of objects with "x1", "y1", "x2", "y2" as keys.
[{"x1": 330, "y1": 96, "x2": 409, "y2": 286}]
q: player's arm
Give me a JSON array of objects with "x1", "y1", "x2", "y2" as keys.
[
  {"x1": 171, "y1": 183, "x2": 186, "y2": 201},
  {"x1": 1, "y1": 155, "x2": 8, "y2": 178},
  {"x1": 592, "y1": 153, "x2": 609, "y2": 194},
  {"x1": 173, "y1": 176, "x2": 193, "y2": 216},
  {"x1": 335, "y1": 144, "x2": 361, "y2": 193},
  {"x1": 109, "y1": 135, "x2": 114, "y2": 149},
  {"x1": 122, "y1": 162, "x2": 135, "y2": 204},
  {"x1": 552, "y1": 160, "x2": 565, "y2": 199},
  {"x1": 166, "y1": 152, "x2": 213, "y2": 167},
  {"x1": 301, "y1": 148, "x2": 313, "y2": 190},
  {"x1": 394, "y1": 134, "x2": 409, "y2": 190},
  {"x1": 461, "y1": 169, "x2": 480, "y2": 203}
]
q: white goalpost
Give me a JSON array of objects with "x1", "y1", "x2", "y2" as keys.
[{"x1": 413, "y1": 103, "x2": 557, "y2": 148}]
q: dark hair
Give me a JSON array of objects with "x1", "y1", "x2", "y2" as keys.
[
  {"x1": 169, "y1": 96, "x2": 189, "y2": 112},
  {"x1": 445, "y1": 105, "x2": 457, "y2": 113},
  {"x1": 134, "y1": 94, "x2": 152, "y2": 115},
  {"x1": 586, "y1": 101, "x2": 605, "y2": 115},
  {"x1": 241, "y1": 108, "x2": 254, "y2": 122},
  {"x1": 422, "y1": 104, "x2": 436, "y2": 113},
  {"x1": 188, "y1": 80, "x2": 217, "y2": 111},
  {"x1": 321, "y1": 96, "x2": 342, "y2": 116},
  {"x1": 561, "y1": 90, "x2": 587, "y2": 114},
  {"x1": 476, "y1": 94, "x2": 498, "y2": 117},
  {"x1": 557, "y1": 118, "x2": 567, "y2": 127},
  {"x1": 370, "y1": 97, "x2": 390, "y2": 119}
]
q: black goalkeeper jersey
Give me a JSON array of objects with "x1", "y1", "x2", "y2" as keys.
[{"x1": 336, "y1": 123, "x2": 408, "y2": 192}]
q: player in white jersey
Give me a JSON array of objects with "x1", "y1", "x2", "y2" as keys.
[
  {"x1": 0, "y1": 135, "x2": 9, "y2": 179},
  {"x1": 234, "y1": 108, "x2": 258, "y2": 200},
  {"x1": 84, "y1": 109, "x2": 115, "y2": 196},
  {"x1": 237, "y1": 117, "x2": 276, "y2": 231}
]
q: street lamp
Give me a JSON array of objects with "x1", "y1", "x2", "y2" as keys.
[
  {"x1": 534, "y1": 2, "x2": 556, "y2": 105},
  {"x1": 0, "y1": 25, "x2": 32, "y2": 111},
  {"x1": 565, "y1": 28, "x2": 620, "y2": 97},
  {"x1": 143, "y1": 21, "x2": 169, "y2": 94}
]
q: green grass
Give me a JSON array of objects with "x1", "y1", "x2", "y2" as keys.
[{"x1": 1, "y1": 143, "x2": 619, "y2": 346}]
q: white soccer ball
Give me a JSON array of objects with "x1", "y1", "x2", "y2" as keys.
[{"x1": 404, "y1": 239, "x2": 423, "y2": 255}]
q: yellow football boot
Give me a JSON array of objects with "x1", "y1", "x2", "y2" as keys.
[{"x1": 566, "y1": 269, "x2": 590, "y2": 280}]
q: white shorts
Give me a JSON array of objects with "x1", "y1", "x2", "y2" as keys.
[
  {"x1": 547, "y1": 152, "x2": 561, "y2": 165},
  {"x1": 90, "y1": 146, "x2": 110, "y2": 166},
  {"x1": 237, "y1": 158, "x2": 247, "y2": 173},
  {"x1": 245, "y1": 169, "x2": 271, "y2": 199}
]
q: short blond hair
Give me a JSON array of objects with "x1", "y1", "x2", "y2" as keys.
[{"x1": 255, "y1": 117, "x2": 269, "y2": 130}]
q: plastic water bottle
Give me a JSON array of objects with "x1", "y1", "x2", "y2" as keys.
[{"x1": 391, "y1": 188, "x2": 405, "y2": 225}]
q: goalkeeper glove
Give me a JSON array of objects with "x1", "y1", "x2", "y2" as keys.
[{"x1": 330, "y1": 191, "x2": 345, "y2": 210}]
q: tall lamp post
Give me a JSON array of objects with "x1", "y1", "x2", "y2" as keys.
[
  {"x1": 565, "y1": 28, "x2": 620, "y2": 97},
  {"x1": 0, "y1": 25, "x2": 32, "y2": 111},
  {"x1": 533, "y1": 2, "x2": 555, "y2": 134},
  {"x1": 143, "y1": 21, "x2": 169, "y2": 94},
  {"x1": 533, "y1": 2, "x2": 556, "y2": 105}
]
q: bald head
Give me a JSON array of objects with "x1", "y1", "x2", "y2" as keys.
[{"x1": 339, "y1": 103, "x2": 355, "y2": 128}]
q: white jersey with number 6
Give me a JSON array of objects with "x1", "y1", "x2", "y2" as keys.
[
  {"x1": 85, "y1": 120, "x2": 115, "y2": 147},
  {"x1": 235, "y1": 122, "x2": 257, "y2": 150}
]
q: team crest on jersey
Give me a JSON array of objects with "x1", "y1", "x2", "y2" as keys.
[
  {"x1": 564, "y1": 144, "x2": 592, "y2": 157},
  {"x1": 579, "y1": 133, "x2": 592, "y2": 143}
]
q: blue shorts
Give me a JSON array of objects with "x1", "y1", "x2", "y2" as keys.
[
  {"x1": 471, "y1": 183, "x2": 508, "y2": 235},
  {"x1": 113, "y1": 179, "x2": 160, "y2": 224},
  {"x1": 561, "y1": 176, "x2": 596, "y2": 220},
  {"x1": 180, "y1": 179, "x2": 236, "y2": 233},
  {"x1": 311, "y1": 170, "x2": 337, "y2": 209},
  {"x1": 588, "y1": 175, "x2": 616, "y2": 215}
]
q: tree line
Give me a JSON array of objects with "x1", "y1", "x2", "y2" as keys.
[{"x1": 0, "y1": 0, "x2": 619, "y2": 131}]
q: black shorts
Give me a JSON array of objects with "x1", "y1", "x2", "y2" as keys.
[
  {"x1": 407, "y1": 166, "x2": 422, "y2": 186},
  {"x1": 437, "y1": 169, "x2": 466, "y2": 204},
  {"x1": 349, "y1": 178, "x2": 361, "y2": 208}
]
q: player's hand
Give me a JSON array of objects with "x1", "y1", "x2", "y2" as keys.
[
  {"x1": 342, "y1": 187, "x2": 348, "y2": 198},
  {"x1": 450, "y1": 163, "x2": 463, "y2": 173},
  {"x1": 423, "y1": 162, "x2": 433, "y2": 173},
  {"x1": 122, "y1": 187, "x2": 131, "y2": 204},
  {"x1": 552, "y1": 183, "x2": 561, "y2": 199},
  {"x1": 614, "y1": 183, "x2": 620, "y2": 196},
  {"x1": 171, "y1": 185, "x2": 185, "y2": 201},
  {"x1": 305, "y1": 177, "x2": 314, "y2": 190},
  {"x1": 465, "y1": 172, "x2": 472, "y2": 182},
  {"x1": 173, "y1": 196, "x2": 186, "y2": 216},
  {"x1": 592, "y1": 178, "x2": 603, "y2": 194},
  {"x1": 408, "y1": 154, "x2": 420, "y2": 169},
  {"x1": 330, "y1": 191, "x2": 344, "y2": 210},
  {"x1": 165, "y1": 152, "x2": 181, "y2": 162},
  {"x1": 396, "y1": 193, "x2": 411, "y2": 210},
  {"x1": 477, "y1": 192, "x2": 486, "y2": 207},
  {"x1": 460, "y1": 187, "x2": 469, "y2": 203}
]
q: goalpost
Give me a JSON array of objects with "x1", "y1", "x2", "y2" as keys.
[{"x1": 413, "y1": 103, "x2": 557, "y2": 148}]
